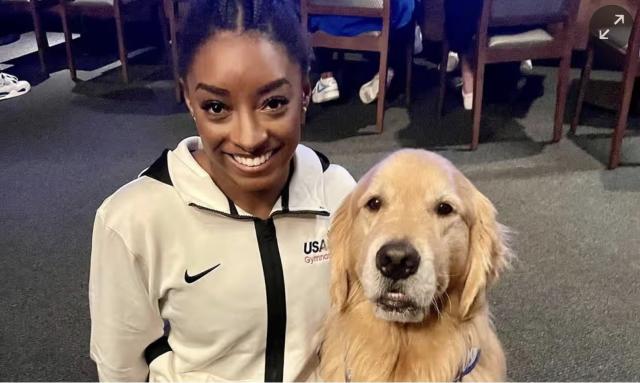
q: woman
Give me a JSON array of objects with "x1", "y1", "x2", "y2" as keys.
[
  {"x1": 443, "y1": 0, "x2": 483, "y2": 110},
  {"x1": 88, "y1": 0, "x2": 355, "y2": 380},
  {"x1": 444, "y1": 0, "x2": 534, "y2": 110}
]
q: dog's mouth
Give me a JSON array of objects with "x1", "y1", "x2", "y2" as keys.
[{"x1": 376, "y1": 291, "x2": 418, "y2": 313}]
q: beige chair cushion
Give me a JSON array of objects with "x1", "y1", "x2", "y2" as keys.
[
  {"x1": 69, "y1": 0, "x2": 139, "y2": 5},
  {"x1": 309, "y1": 0, "x2": 383, "y2": 9},
  {"x1": 488, "y1": 28, "x2": 554, "y2": 48}
]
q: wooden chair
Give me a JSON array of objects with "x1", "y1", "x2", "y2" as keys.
[
  {"x1": 571, "y1": 7, "x2": 640, "y2": 169},
  {"x1": 161, "y1": 0, "x2": 189, "y2": 102},
  {"x1": 300, "y1": 0, "x2": 413, "y2": 134},
  {"x1": 439, "y1": 0, "x2": 580, "y2": 149},
  {"x1": 58, "y1": 0, "x2": 156, "y2": 83},
  {"x1": 0, "y1": 0, "x2": 60, "y2": 74}
]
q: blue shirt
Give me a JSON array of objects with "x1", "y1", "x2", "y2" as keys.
[{"x1": 308, "y1": 0, "x2": 414, "y2": 37}]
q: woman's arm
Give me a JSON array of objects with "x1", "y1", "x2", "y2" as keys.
[{"x1": 89, "y1": 211, "x2": 165, "y2": 381}]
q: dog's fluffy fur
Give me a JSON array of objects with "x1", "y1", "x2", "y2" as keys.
[{"x1": 319, "y1": 149, "x2": 513, "y2": 381}]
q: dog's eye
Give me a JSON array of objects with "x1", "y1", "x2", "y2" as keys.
[
  {"x1": 436, "y1": 202, "x2": 454, "y2": 216},
  {"x1": 366, "y1": 197, "x2": 382, "y2": 211}
]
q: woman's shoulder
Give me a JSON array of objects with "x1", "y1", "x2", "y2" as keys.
[
  {"x1": 96, "y1": 175, "x2": 178, "y2": 230},
  {"x1": 322, "y1": 163, "x2": 356, "y2": 212},
  {"x1": 297, "y1": 145, "x2": 355, "y2": 183},
  {"x1": 296, "y1": 144, "x2": 356, "y2": 212},
  {"x1": 323, "y1": 162, "x2": 355, "y2": 185}
]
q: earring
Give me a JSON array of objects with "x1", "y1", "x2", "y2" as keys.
[
  {"x1": 191, "y1": 114, "x2": 196, "y2": 121},
  {"x1": 302, "y1": 95, "x2": 309, "y2": 113}
]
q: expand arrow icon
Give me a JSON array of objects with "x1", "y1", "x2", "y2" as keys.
[
  {"x1": 614, "y1": 14, "x2": 625, "y2": 25},
  {"x1": 599, "y1": 29, "x2": 610, "y2": 39}
]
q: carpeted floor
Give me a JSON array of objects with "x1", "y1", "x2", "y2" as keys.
[{"x1": 1, "y1": 32, "x2": 639, "y2": 381}]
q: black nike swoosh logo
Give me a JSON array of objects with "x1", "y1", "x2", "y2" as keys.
[{"x1": 184, "y1": 263, "x2": 221, "y2": 284}]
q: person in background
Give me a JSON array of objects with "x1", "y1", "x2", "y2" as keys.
[
  {"x1": 444, "y1": 0, "x2": 533, "y2": 110},
  {"x1": 308, "y1": 0, "x2": 416, "y2": 104},
  {"x1": 443, "y1": 0, "x2": 481, "y2": 110},
  {"x1": 88, "y1": 0, "x2": 355, "y2": 380}
]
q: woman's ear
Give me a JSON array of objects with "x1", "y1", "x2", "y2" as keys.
[
  {"x1": 460, "y1": 187, "x2": 513, "y2": 319},
  {"x1": 180, "y1": 79, "x2": 195, "y2": 118},
  {"x1": 327, "y1": 192, "x2": 354, "y2": 312}
]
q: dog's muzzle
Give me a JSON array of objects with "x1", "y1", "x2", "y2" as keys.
[
  {"x1": 375, "y1": 241, "x2": 420, "y2": 280},
  {"x1": 374, "y1": 240, "x2": 421, "y2": 313}
]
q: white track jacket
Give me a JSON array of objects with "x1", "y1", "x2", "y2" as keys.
[{"x1": 89, "y1": 137, "x2": 355, "y2": 381}]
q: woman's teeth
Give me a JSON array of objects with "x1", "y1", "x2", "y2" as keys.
[{"x1": 232, "y1": 151, "x2": 273, "y2": 167}]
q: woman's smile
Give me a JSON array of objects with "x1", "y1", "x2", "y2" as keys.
[{"x1": 225, "y1": 147, "x2": 281, "y2": 173}]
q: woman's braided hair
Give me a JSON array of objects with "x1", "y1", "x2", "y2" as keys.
[{"x1": 179, "y1": 0, "x2": 309, "y2": 78}]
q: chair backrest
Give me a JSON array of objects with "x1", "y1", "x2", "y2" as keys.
[
  {"x1": 473, "y1": 0, "x2": 581, "y2": 63},
  {"x1": 301, "y1": 0, "x2": 388, "y2": 21},
  {"x1": 489, "y1": 0, "x2": 580, "y2": 28},
  {"x1": 300, "y1": 0, "x2": 391, "y2": 52},
  {"x1": 626, "y1": 6, "x2": 640, "y2": 63}
]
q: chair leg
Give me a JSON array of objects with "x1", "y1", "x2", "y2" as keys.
[
  {"x1": 608, "y1": 67, "x2": 636, "y2": 169},
  {"x1": 571, "y1": 44, "x2": 594, "y2": 134},
  {"x1": 553, "y1": 53, "x2": 572, "y2": 143},
  {"x1": 167, "y1": 0, "x2": 181, "y2": 102},
  {"x1": 404, "y1": 21, "x2": 415, "y2": 107},
  {"x1": 405, "y1": 39, "x2": 413, "y2": 107},
  {"x1": 157, "y1": 2, "x2": 170, "y2": 63},
  {"x1": 375, "y1": 44, "x2": 389, "y2": 134},
  {"x1": 437, "y1": 40, "x2": 449, "y2": 117},
  {"x1": 114, "y1": 5, "x2": 129, "y2": 83},
  {"x1": 30, "y1": 2, "x2": 49, "y2": 74},
  {"x1": 471, "y1": 57, "x2": 485, "y2": 150},
  {"x1": 59, "y1": 1, "x2": 76, "y2": 81}
]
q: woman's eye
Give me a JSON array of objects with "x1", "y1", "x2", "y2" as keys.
[
  {"x1": 365, "y1": 197, "x2": 383, "y2": 211},
  {"x1": 263, "y1": 97, "x2": 289, "y2": 111},
  {"x1": 436, "y1": 202, "x2": 454, "y2": 216},
  {"x1": 203, "y1": 101, "x2": 227, "y2": 115}
]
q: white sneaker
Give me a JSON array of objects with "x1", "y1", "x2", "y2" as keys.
[
  {"x1": 312, "y1": 76, "x2": 340, "y2": 103},
  {"x1": 447, "y1": 52, "x2": 460, "y2": 73},
  {"x1": 359, "y1": 68, "x2": 394, "y2": 104},
  {"x1": 462, "y1": 88, "x2": 472, "y2": 110},
  {"x1": 520, "y1": 59, "x2": 533, "y2": 74},
  {"x1": 0, "y1": 72, "x2": 31, "y2": 101}
]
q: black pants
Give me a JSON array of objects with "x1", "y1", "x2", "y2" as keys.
[{"x1": 444, "y1": 0, "x2": 483, "y2": 54}]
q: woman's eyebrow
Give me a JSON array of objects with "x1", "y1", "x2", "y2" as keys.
[
  {"x1": 195, "y1": 83, "x2": 230, "y2": 96},
  {"x1": 257, "y1": 78, "x2": 291, "y2": 96}
]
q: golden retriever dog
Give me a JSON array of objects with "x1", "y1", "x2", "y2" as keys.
[{"x1": 319, "y1": 149, "x2": 513, "y2": 382}]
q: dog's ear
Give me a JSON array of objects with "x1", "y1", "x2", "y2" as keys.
[
  {"x1": 460, "y1": 187, "x2": 512, "y2": 319},
  {"x1": 328, "y1": 193, "x2": 354, "y2": 312}
]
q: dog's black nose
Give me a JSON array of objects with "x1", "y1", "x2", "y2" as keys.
[{"x1": 376, "y1": 241, "x2": 420, "y2": 280}]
